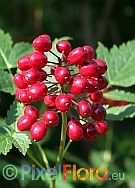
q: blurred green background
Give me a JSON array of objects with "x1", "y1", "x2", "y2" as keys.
[{"x1": 0, "y1": 0, "x2": 135, "y2": 188}]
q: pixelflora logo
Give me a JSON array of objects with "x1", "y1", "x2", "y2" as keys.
[{"x1": 2, "y1": 164, "x2": 125, "y2": 181}]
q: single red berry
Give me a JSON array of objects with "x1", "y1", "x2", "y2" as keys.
[
  {"x1": 43, "y1": 110, "x2": 59, "y2": 127},
  {"x1": 67, "y1": 47, "x2": 87, "y2": 65},
  {"x1": 13, "y1": 74, "x2": 28, "y2": 89},
  {"x1": 38, "y1": 69, "x2": 47, "y2": 81},
  {"x1": 29, "y1": 52, "x2": 47, "y2": 69},
  {"x1": 55, "y1": 94, "x2": 72, "y2": 112},
  {"x1": 22, "y1": 68, "x2": 39, "y2": 85},
  {"x1": 17, "y1": 55, "x2": 31, "y2": 71},
  {"x1": 17, "y1": 115, "x2": 35, "y2": 131},
  {"x1": 56, "y1": 40, "x2": 71, "y2": 55},
  {"x1": 88, "y1": 90, "x2": 103, "y2": 102},
  {"x1": 87, "y1": 78, "x2": 99, "y2": 93},
  {"x1": 44, "y1": 94, "x2": 57, "y2": 107},
  {"x1": 77, "y1": 100, "x2": 91, "y2": 118},
  {"x1": 91, "y1": 103, "x2": 106, "y2": 121},
  {"x1": 69, "y1": 76, "x2": 89, "y2": 95},
  {"x1": 93, "y1": 58, "x2": 107, "y2": 76},
  {"x1": 50, "y1": 65, "x2": 58, "y2": 75},
  {"x1": 29, "y1": 83, "x2": 48, "y2": 101},
  {"x1": 30, "y1": 122, "x2": 47, "y2": 142},
  {"x1": 54, "y1": 67, "x2": 71, "y2": 84},
  {"x1": 79, "y1": 60, "x2": 99, "y2": 78},
  {"x1": 93, "y1": 120, "x2": 108, "y2": 135},
  {"x1": 24, "y1": 105, "x2": 39, "y2": 121},
  {"x1": 67, "y1": 120, "x2": 83, "y2": 141},
  {"x1": 82, "y1": 123, "x2": 98, "y2": 141},
  {"x1": 83, "y1": 45, "x2": 94, "y2": 60},
  {"x1": 16, "y1": 88, "x2": 32, "y2": 104},
  {"x1": 93, "y1": 76, "x2": 108, "y2": 90},
  {"x1": 32, "y1": 34, "x2": 52, "y2": 52}
]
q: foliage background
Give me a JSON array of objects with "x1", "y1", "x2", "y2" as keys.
[{"x1": 0, "y1": 0, "x2": 135, "y2": 188}]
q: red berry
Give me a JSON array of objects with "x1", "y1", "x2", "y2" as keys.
[
  {"x1": 29, "y1": 83, "x2": 48, "y2": 101},
  {"x1": 17, "y1": 115, "x2": 35, "y2": 131},
  {"x1": 91, "y1": 103, "x2": 106, "y2": 121},
  {"x1": 83, "y1": 45, "x2": 94, "y2": 60},
  {"x1": 79, "y1": 60, "x2": 99, "y2": 78},
  {"x1": 82, "y1": 123, "x2": 98, "y2": 141},
  {"x1": 24, "y1": 105, "x2": 39, "y2": 121},
  {"x1": 67, "y1": 47, "x2": 87, "y2": 65},
  {"x1": 44, "y1": 94, "x2": 57, "y2": 107},
  {"x1": 77, "y1": 100, "x2": 91, "y2": 118},
  {"x1": 43, "y1": 110, "x2": 59, "y2": 127},
  {"x1": 32, "y1": 34, "x2": 52, "y2": 52},
  {"x1": 30, "y1": 122, "x2": 47, "y2": 142},
  {"x1": 93, "y1": 59, "x2": 107, "y2": 76},
  {"x1": 16, "y1": 88, "x2": 32, "y2": 104},
  {"x1": 93, "y1": 120, "x2": 108, "y2": 135},
  {"x1": 29, "y1": 52, "x2": 47, "y2": 69},
  {"x1": 17, "y1": 55, "x2": 31, "y2": 71},
  {"x1": 38, "y1": 69, "x2": 47, "y2": 81},
  {"x1": 69, "y1": 76, "x2": 89, "y2": 95},
  {"x1": 88, "y1": 90, "x2": 103, "y2": 102},
  {"x1": 93, "y1": 76, "x2": 108, "y2": 90},
  {"x1": 55, "y1": 94, "x2": 72, "y2": 112},
  {"x1": 22, "y1": 68, "x2": 39, "y2": 85},
  {"x1": 13, "y1": 74, "x2": 28, "y2": 89},
  {"x1": 54, "y1": 67, "x2": 71, "y2": 84},
  {"x1": 67, "y1": 120, "x2": 83, "y2": 141},
  {"x1": 56, "y1": 40, "x2": 71, "y2": 55},
  {"x1": 87, "y1": 78, "x2": 99, "y2": 93}
]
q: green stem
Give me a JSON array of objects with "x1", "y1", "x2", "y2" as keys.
[
  {"x1": 0, "y1": 49, "x2": 12, "y2": 74},
  {"x1": 62, "y1": 139, "x2": 72, "y2": 158},
  {"x1": 37, "y1": 143, "x2": 50, "y2": 169},
  {"x1": 27, "y1": 150, "x2": 44, "y2": 169}
]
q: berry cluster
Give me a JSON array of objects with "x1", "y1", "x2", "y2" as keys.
[{"x1": 14, "y1": 34, "x2": 108, "y2": 142}]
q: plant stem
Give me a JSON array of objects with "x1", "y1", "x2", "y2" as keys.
[
  {"x1": 62, "y1": 139, "x2": 72, "y2": 158},
  {"x1": 0, "y1": 48, "x2": 12, "y2": 74},
  {"x1": 27, "y1": 150, "x2": 44, "y2": 169},
  {"x1": 37, "y1": 143, "x2": 50, "y2": 169}
]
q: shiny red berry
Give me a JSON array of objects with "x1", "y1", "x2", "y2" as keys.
[
  {"x1": 54, "y1": 67, "x2": 71, "y2": 84},
  {"x1": 17, "y1": 55, "x2": 31, "y2": 71},
  {"x1": 77, "y1": 100, "x2": 91, "y2": 118},
  {"x1": 55, "y1": 94, "x2": 72, "y2": 112},
  {"x1": 32, "y1": 34, "x2": 52, "y2": 52},
  {"x1": 43, "y1": 110, "x2": 59, "y2": 127},
  {"x1": 30, "y1": 122, "x2": 47, "y2": 142},
  {"x1": 91, "y1": 103, "x2": 106, "y2": 121},
  {"x1": 17, "y1": 115, "x2": 35, "y2": 131},
  {"x1": 87, "y1": 78, "x2": 99, "y2": 93},
  {"x1": 93, "y1": 76, "x2": 108, "y2": 90},
  {"x1": 29, "y1": 83, "x2": 48, "y2": 101},
  {"x1": 93, "y1": 59, "x2": 107, "y2": 76},
  {"x1": 56, "y1": 40, "x2": 71, "y2": 55},
  {"x1": 88, "y1": 90, "x2": 103, "y2": 102},
  {"x1": 82, "y1": 123, "x2": 98, "y2": 141},
  {"x1": 79, "y1": 60, "x2": 99, "y2": 78},
  {"x1": 69, "y1": 76, "x2": 89, "y2": 95},
  {"x1": 93, "y1": 120, "x2": 108, "y2": 135},
  {"x1": 83, "y1": 45, "x2": 94, "y2": 60},
  {"x1": 22, "y1": 68, "x2": 39, "y2": 85},
  {"x1": 44, "y1": 94, "x2": 57, "y2": 107},
  {"x1": 67, "y1": 120, "x2": 83, "y2": 141},
  {"x1": 16, "y1": 88, "x2": 32, "y2": 104},
  {"x1": 67, "y1": 47, "x2": 87, "y2": 65},
  {"x1": 13, "y1": 73, "x2": 28, "y2": 89},
  {"x1": 38, "y1": 69, "x2": 47, "y2": 81},
  {"x1": 24, "y1": 105, "x2": 39, "y2": 121},
  {"x1": 29, "y1": 52, "x2": 47, "y2": 69}
]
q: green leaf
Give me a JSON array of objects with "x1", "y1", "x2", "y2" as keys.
[
  {"x1": 12, "y1": 132, "x2": 31, "y2": 155},
  {"x1": 6, "y1": 100, "x2": 24, "y2": 126},
  {"x1": 0, "y1": 134, "x2": 13, "y2": 155},
  {"x1": 0, "y1": 70, "x2": 15, "y2": 94},
  {"x1": 0, "y1": 29, "x2": 13, "y2": 69},
  {"x1": 8, "y1": 42, "x2": 34, "y2": 68},
  {"x1": 106, "y1": 104, "x2": 135, "y2": 120},
  {"x1": 103, "y1": 89, "x2": 135, "y2": 103},
  {"x1": 96, "y1": 40, "x2": 135, "y2": 87}
]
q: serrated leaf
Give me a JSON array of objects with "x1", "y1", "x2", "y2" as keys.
[
  {"x1": 106, "y1": 104, "x2": 135, "y2": 120},
  {"x1": 0, "y1": 70, "x2": 15, "y2": 94},
  {"x1": 96, "y1": 40, "x2": 135, "y2": 87},
  {"x1": 6, "y1": 100, "x2": 24, "y2": 126},
  {"x1": 8, "y1": 42, "x2": 34, "y2": 68},
  {"x1": 12, "y1": 132, "x2": 31, "y2": 155},
  {"x1": 103, "y1": 89, "x2": 135, "y2": 103},
  {"x1": 0, "y1": 29, "x2": 13, "y2": 69},
  {"x1": 0, "y1": 134, "x2": 13, "y2": 155}
]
